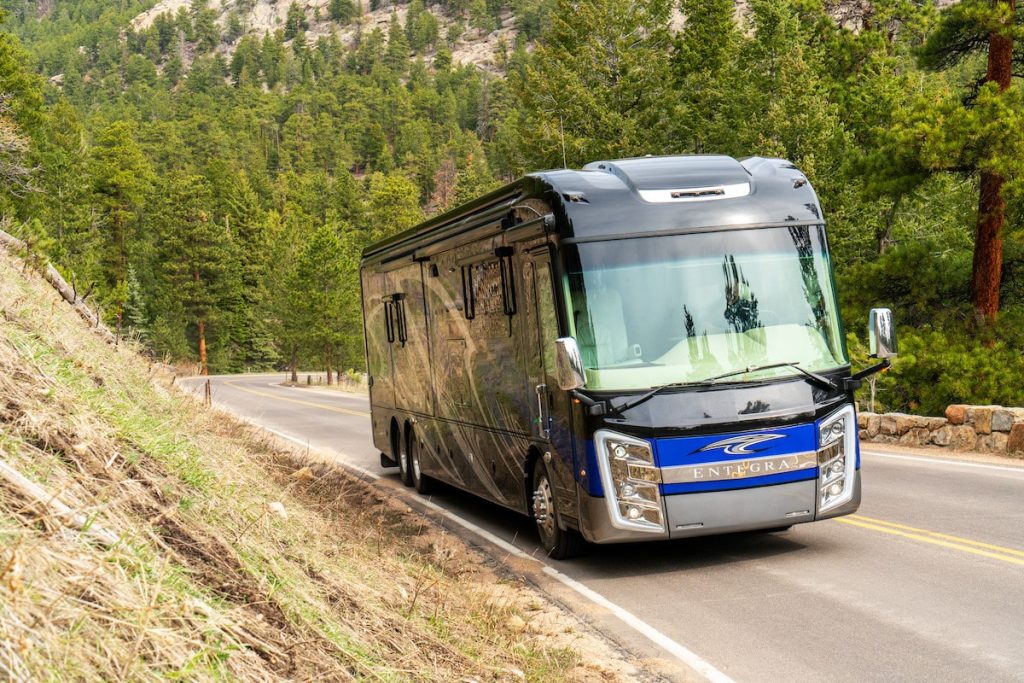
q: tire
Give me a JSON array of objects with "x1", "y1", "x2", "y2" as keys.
[
  {"x1": 410, "y1": 437, "x2": 433, "y2": 494},
  {"x1": 397, "y1": 427, "x2": 413, "y2": 487},
  {"x1": 531, "y1": 459, "x2": 586, "y2": 560}
]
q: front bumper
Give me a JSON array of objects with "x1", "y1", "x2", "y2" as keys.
[{"x1": 577, "y1": 471, "x2": 861, "y2": 544}]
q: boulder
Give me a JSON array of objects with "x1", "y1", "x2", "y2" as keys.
[
  {"x1": 975, "y1": 432, "x2": 1008, "y2": 453},
  {"x1": 931, "y1": 426, "x2": 951, "y2": 446},
  {"x1": 879, "y1": 415, "x2": 899, "y2": 436},
  {"x1": 1008, "y1": 424, "x2": 1024, "y2": 455},
  {"x1": 899, "y1": 428, "x2": 930, "y2": 447},
  {"x1": 945, "y1": 405, "x2": 967, "y2": 425},
  {"x1": 973, "y1": 408, "x2": 993, "y2": 435},
  {"x1": 921, "y1": 417, "x2": 947, "y2": 431},
  {"x1": 864, "y1": 414, "x2": 881, "y2": 438},
  {"x1": 992, "y1": 410, "x2": 1015, "y2": 433},
  {"x1": 947, "y1": 426, "x2": 978, "y2": 451},
  {"x1": 894, "y1": 414, "x2": 919, "y2": 434}
]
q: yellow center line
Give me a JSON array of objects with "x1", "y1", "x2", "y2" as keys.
[
  {"x1": 835, "y1": 517, "x2": 1024, "y2": 567},
  {"x1": 223, "y1": 379, "x2": 372, "y2": 418},
  {"x1": 848, "y1": 514, "x2": 1024, "y2": 558}
]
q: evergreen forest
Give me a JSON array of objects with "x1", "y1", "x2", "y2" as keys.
[{"x1": 1, "y1": 0, "x2": 1023, "y2": 415}]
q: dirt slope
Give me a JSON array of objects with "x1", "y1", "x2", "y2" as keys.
[{"x1": 0, "y1": 247, "x2": 640, "y2": 680}]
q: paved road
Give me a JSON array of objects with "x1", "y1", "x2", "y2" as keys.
[{"x1": 183, "y1": 374, "x2": 1024, "y2": 682}]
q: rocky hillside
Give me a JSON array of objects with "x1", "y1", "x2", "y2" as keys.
[{"x1": 131, "y1": 0, "x2": 522, "y2": 71}]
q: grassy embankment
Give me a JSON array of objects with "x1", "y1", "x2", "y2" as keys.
[{"x1": 0, "y1": 249, "x2": 636, "y2": 681}]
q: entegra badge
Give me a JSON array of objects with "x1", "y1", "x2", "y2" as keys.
[{"x1": 694, "y1": 433, "x2": 785, "y2": 456}]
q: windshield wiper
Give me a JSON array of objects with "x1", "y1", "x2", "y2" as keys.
[
  {"x1": 603, "y1": 362, "x2": 838, "y2": 416},
  {"x1": 606, "y1": 381, "x2": 695, "y2": 415},
  {"x1": 699, "y1": 361, "x2": 837, "y2": 392}
]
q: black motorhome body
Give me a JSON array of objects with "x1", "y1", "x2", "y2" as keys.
[{"x1": 360, "y1": 155, "x2": 895, "y2": 558}]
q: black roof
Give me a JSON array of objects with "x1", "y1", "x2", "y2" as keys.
[{"x1": 362, "y1": 155, "x2": 822, "y2": 264}]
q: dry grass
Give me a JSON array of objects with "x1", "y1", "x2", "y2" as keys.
[{"x1": 0, "y1": 251, "x2": 638, "y2": 682}]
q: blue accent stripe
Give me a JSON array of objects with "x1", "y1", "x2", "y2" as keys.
[
  {"x1": 660, "y1": 467, "x2": 818, "y2": 495},
  {"x1": 653, "y1": 423, "x2": 817, "y2": 467}
]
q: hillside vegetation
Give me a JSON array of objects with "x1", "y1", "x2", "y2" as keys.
[
  {"x1": 0, "y1": 247, "x2": 636, "y2": 680},
  {"x1": 1, "y1": 0, "x2": 1024, "y2": 414}
]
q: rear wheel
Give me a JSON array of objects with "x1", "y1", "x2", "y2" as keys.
[
  {"x1": 397, "y1": 428, "x2": 413, "y2": 487},
  {"x1": 410, "y1": 437, "x2": 433, "y2": 494},
  {"x1": 532, "y1": 459, "x2": 585, "y2": 560}
]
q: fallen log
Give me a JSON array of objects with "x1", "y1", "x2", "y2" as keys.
[
  {"x1": 0, "y1": 457, "x2": 121, "y2": 548},
  {"x1": 0, "y1": 229, "x2": 117, "y2": 345}
]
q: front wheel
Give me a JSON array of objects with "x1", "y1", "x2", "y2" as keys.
[{"x1": 532, "y1": 459, "x2": 585, "y2": 560}]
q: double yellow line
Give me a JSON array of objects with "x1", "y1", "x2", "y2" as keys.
[
  {"x1": 837, "y1": 514, "x2": 1024, "y2": 567},
  {"x1": 222, "y1": 379, "x2": 371, "y2": 418}
]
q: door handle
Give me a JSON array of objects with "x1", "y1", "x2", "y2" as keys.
[{"x1": 535, "y1": 383, "x2": 549, "y2": 439}]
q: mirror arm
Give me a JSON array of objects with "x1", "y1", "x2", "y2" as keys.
[
  {"x1": 843, "y1": 359, "x2": 891, "y2": 391},
  {"x1": 571, "y1": 390, "x2": 607, "y2": 416}
]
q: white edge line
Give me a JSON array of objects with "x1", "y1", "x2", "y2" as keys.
[
  {"x1": 540, "y1": 566, "x2": 735, "y2": 683},
  {"x1": 862, "y1": 450, "x2": 1024, "y2": 474},
  {"x1": 246, "y1": 418, "x2": 732, "y2": 682}
]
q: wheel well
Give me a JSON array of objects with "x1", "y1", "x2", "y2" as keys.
[
  {"x1": 402, "y1": 420, "x2": 414, "y2": 454},
  {"x1": 389, "y1": 418, "x2": 400, "y2": 457},
  {"x1": 524, "y1": 446, "x2": 544, "y2": 516}
]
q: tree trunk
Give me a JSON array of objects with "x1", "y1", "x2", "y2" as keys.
[
  {"x1": 325, "y1": 347, "x2": 333, "y2": 385},
  {"x1": 972, "y1": 0, "x2": 1014, "y2": 321},
  {"x1": 972, "y1": 170, "x2": 1005, "y2": 321},
  {"x1": 197, "y1": 319, "x2": 208, "y2": 375},
  {"x1": 289, "y1": 352, "x2": 298, "y2": 383}
]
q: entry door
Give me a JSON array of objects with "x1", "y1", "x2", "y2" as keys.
[{"x1": 524, "y1": 250, "x2": 577, "y2": 519}]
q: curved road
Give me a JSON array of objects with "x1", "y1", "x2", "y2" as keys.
[{"x1": 183, "y1": 374, "x2": 1024, "y2": 682}]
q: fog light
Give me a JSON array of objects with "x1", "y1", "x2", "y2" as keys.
[{"x1": 828, "y1": 481, "x2": 843, "y2": 496}]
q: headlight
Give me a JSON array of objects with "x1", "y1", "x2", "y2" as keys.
[
  {"x1": 595, "y1": 431, "x2": 665, "y2": 533},
  {"x1": 817, "y1": 405, "x2": 856, "y2": 512}
]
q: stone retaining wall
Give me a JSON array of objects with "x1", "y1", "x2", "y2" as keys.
[{"x1": 858, "y1": 405, "x2": 1024, "y2": 456}]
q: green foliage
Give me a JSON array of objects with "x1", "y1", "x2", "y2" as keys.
[
  {"x1": 284, "y1": 2, "x2": 309, "y2": 41},
  {"x1": 2, "y1": 0, "x2": 1023, "y2": 409},
  {"x1": 328, "y1": 0, "x2": 357, "y2": 23}
]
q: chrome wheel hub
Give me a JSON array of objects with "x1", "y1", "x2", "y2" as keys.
[{"x1": 533, "y1": 477, "x2": 555, "y2": 539}]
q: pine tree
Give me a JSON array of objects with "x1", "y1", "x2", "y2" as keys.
[
  {"x1": 511, "y1": 0, "x2": 674, "y2": 167},
  {"x1": 329, "y1": 0, "x2": 356, "y2": 23},
  {"x1": 224, "y1": 172, "x2": 278, "y2": 368},
  {"x1": 918, "y1": 0, "x2": 1017, "y2": 321},
  {"x1": 363, "y1": 172, "x2": 424, "y2": 241},
  {"x1": 284, "y1": 224, "x2": 347, "y2": 382},
  {"x1": 284, "y1": 2, "x2": 309, "y2": 41},
  {"x1": 386, "y1": 11, "x2": 410, "y2": 72},
  {"x1": 88, "y1": 120, "x2": 154, "y2": 335},
  {"x1": 154, "y1": 172, "x2": 235, "y2": 375}
]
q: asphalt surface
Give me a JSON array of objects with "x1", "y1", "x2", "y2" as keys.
[{"x1": 182, "y1": 374, "x2": 1024, "y2": 683}]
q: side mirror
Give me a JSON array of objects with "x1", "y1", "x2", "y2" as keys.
[
  {"x1": 868, "y1": 308, "x2": 898, "y2": 359},
  {"x1": 554, "y1": 337, "x2": 587, "y2": 391}
]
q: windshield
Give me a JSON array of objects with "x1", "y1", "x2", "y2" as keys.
[{"x1": 563, "y1": 225, "x2": 847, "y2": 391}]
